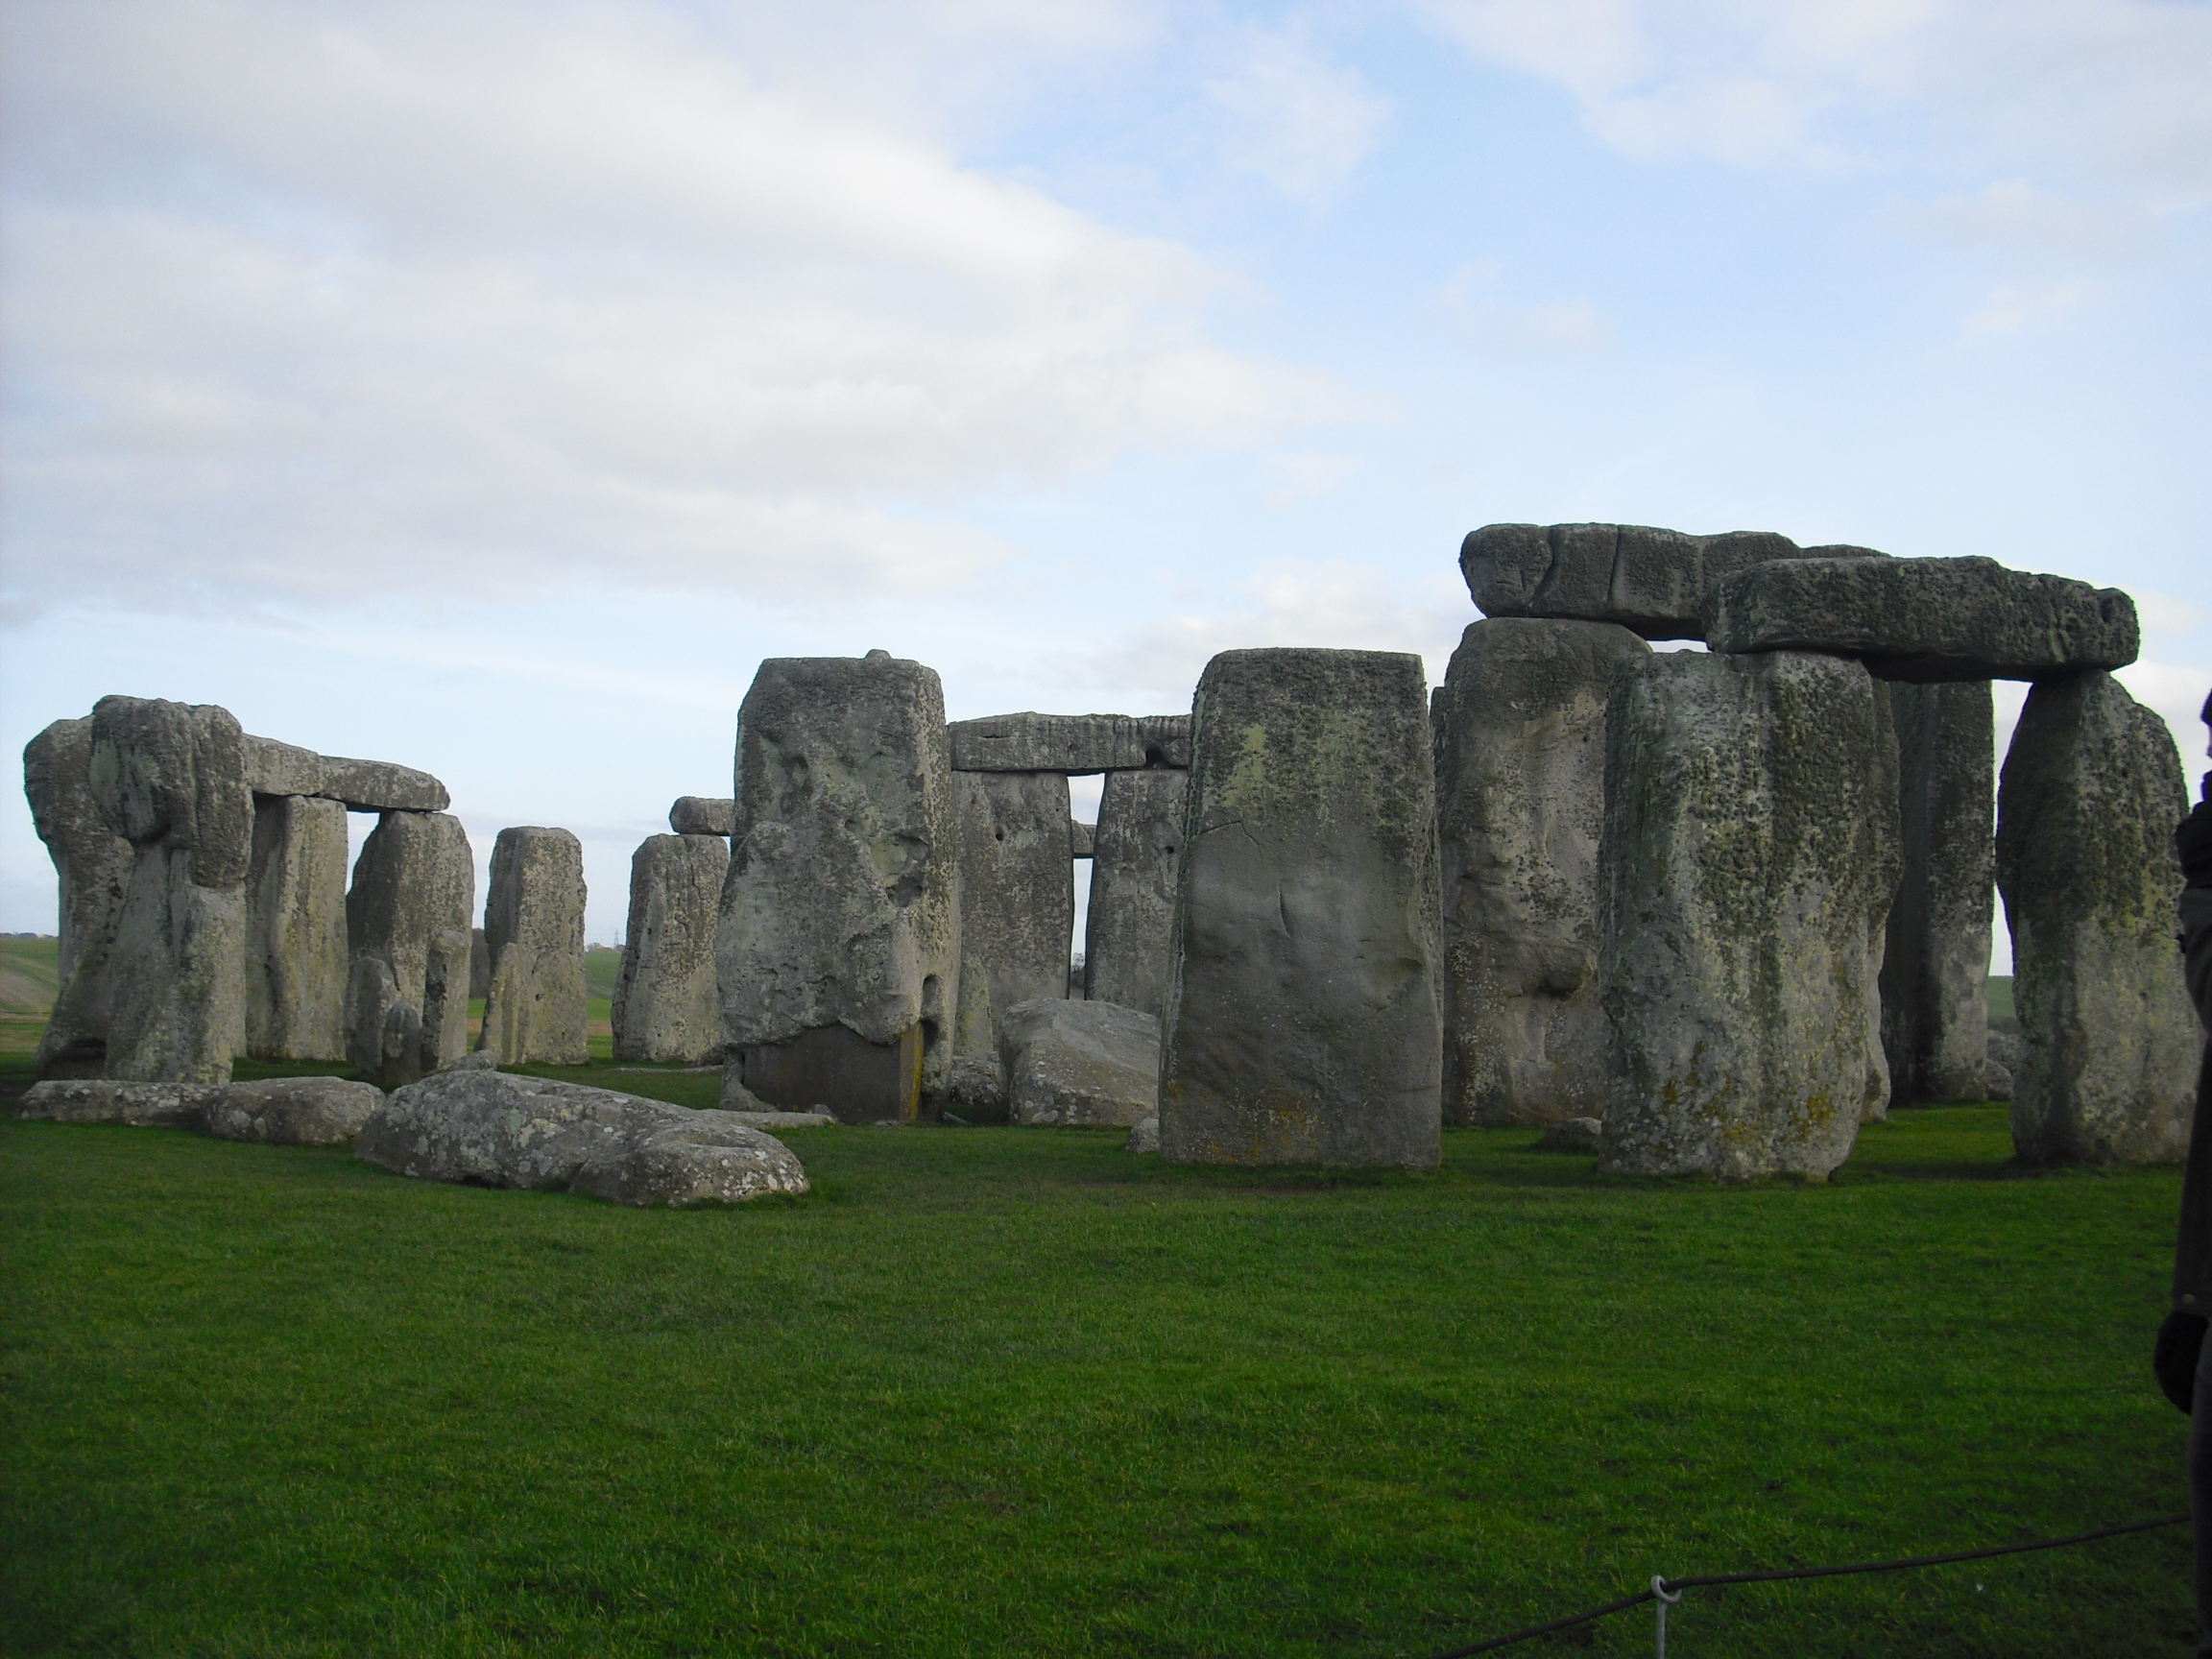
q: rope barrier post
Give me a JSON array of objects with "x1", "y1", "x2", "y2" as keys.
[{"x1": 1651, "y1": 1575, "x2": 1681, "y2": 1657}]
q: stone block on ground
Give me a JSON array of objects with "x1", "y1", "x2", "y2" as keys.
[
  {"x1": 948, "y1": 712, "x2": 1190, "y2": 772},
  {"x1": 479, "y1": 827, "x2": 589, "y2": 1066},
  {"x1": 204, "y1": 1077, "x2": 383, "y2": 1145},
  {"x1": 951, "y1": 771, "x2": 1074, "y2": 1099},
  {"x1": 1161, "y1": 649, "x2": 1443, "y2": 1169},
  {"x1": 23, "y1": 717, "x2": 133, "y2": 1078},
  {"x1": 1599, "y1": 651, "x2": 1901, "y2": 1180},
  {"x1": 670, "y1": 796, "x2": 736, "y2": 836},
  {"x1": 613, "y1": 833, "x2": 729, "y2": 1064},
  {"x1": 1083, "y1": 768, "x2": 1188, "y2": 1022},
  {"x1": 346, "y1": 810, "x2": 475, "y2": 1074},
  {"x1": 18, "y1": 1078, "x2": 216, "y2": 1127},
  {"x1": 245, "y1": 794, "x2": 349, "y2": 1061},
  {"x1": 1000, "y1": 998, "x2": 1160, "y2": 1127}
]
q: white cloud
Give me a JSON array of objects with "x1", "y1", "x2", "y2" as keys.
[
  {"x1": 1914, "y1": 180, "x2": 2159, "y2": 262},
  {"x1": 1440, "y1": 260, "x2": 1615, "y2": 352},
  {"x1": 1960, "y1": 276, "x2": 2098, "y2": 339},
  {"x1": 1207, "y1": 28, "x2": 1394, "y2": 205}
]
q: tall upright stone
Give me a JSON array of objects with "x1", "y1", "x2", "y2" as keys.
[
  {"x1": 1432, "y1": 618, "x2": 1651, "y2": 1126},
  {"x1": 613, "y1": 832, "x2": 728, "y2": 1064},
  {"x1": 1160, "y1": 649, "x2": 1442, "y2": 1169},
  {"x1": 1083, "y1": 768, "x2": 1188, "y2": 1022},
  {"x1": 244, "y1": 794, "x2": 349, "y2": 1061},
  {"x1": 950, "y1": 771, "x2": 1073, "y2": 1101},
  {"x1": 1995, "y1": 671, "x2": 2198, "y2": 1163},
  {"x1": 1881, "y1": 681, "x2": 1996, "y2": 1105},
  {"x1": 1599, "y1": 651, "x2": 1900, "y2": 1180},
  {"x1": 23, "y1": 717, "x2": 133, "y2": 1077},
  {"x1": 346, "y1": 810, "x2": 475, "y2": 1075},
  {"x1": 86, "y1": 695, "x2": 252, "y2": 1084},
  {"x1": 716, "y1": 652, "x2": 961, "y2": 1122},
  {"x1": 479, "y1": 827, "x2": 589, "y2": 1066}
]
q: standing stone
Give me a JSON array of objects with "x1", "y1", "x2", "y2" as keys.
[
  {"x1": 717, "y1": 652, "x2": 961, "y2": 1123},
  {"x1": 613, "y1": 833, "x2": 729, "y2": 1064},
  {"x1": 23, "y1": 718, "x2": 133, "y2": 1077},
  {"x1": 244, "y1": 794, "x2": 349, "y2": 1061},
  {"x1": 86, "y1": 696, "x2": 252, "y2": 1084},
  {"x1": 950, "y1": 771, "x2": 1073, "y2": 1103},
  {"x1": 1084, "y1": 768, "x2": 1189, "y2": 1022},
  {"x1": 1432, "y1": 618, "x2": 1651, "y2": 1126},
  {"x1": 1881, "y1": 681, "x2": 1997, "y2": 1105},
  {"x1": 345, "y1": 954, "x2": 422, "y2": 1090},
  {"x1": 346, "y1": 810, "x2": 476, "y2": 1075},
  {"x1": 1598, "y1": 652, "x2": 1901, "y2": 1180},
  {"x1": 1995, "y1": 672, "x2": 2198, "y2": 1163},
  {"x1": 1160, "y1": 649, "x2": 1442, "y2": 1169},
  {"x1": 479, "y1": 827, "x2": 589, "y2": 1066}
]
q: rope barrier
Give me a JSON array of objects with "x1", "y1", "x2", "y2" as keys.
[{"x1": 1421, "y1": 1510, "x2": 2189, "y2": 1658}]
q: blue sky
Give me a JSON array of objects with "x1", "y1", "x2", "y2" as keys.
[{"x1": 4, "y1": 0, "x2": 2208, "y2": 970}]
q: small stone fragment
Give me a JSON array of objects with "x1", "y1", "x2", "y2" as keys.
[
  {"x1": 1126, "y1": 1117, "x2": 1161, "y2": 1154},
  {"x1": 999, "y1": 998, "x2": 1160, "y2": 1127},
  {"x1": 948, "y1": 712, "x2": 1190, "y2": 772},
  {"x1": 1083, "y1": 769, "x2": 1188, "y2": 1022},
  {"x1": 203, "y1": 1077, "x2": 383, "y2": 1145},
  {"x1": 23, "y1": 717, "x2": 133, "y2": 1078},
  {"x1": 670, "y1": 796, "x2": 736, "y2": 836},
  {"x1": 613, "y1": 833, "x2": 729, "y2": 1064}
]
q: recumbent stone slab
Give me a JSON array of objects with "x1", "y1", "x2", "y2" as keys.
[
  {"x1": 23, "y1": 717, "x2": 133, "y2": 1078},
  {"x1": 18, "y1": 1077, "x2": 219, "y2": 1127},
  {"x1": 670, "y1": 796, "x2": 736, "y2": 836},
  {"x1": 1000, "y1": 998, "x2": 1160, "y2": 1127},
  {"x1": 479, "y1": 826, "x2": 589, "y2": 1066},
  {"x1": 204, "y1": 1077, "x2": 383, "y2": 1145},
  {"x1": 613, "y1": 833, "x2": 729, "y2": 1064},
  {"x1": 949, "y1": 712, "x2": 1190, "y2": 773},
  {"x1": 951, "y1": 771, "x2": 1073, "y2": 1102},
  {"x1": 345, "y1": 809, "x2": 475, "y2": 1076},
  {"x1": 1160, "y1": 649, "x2": 1443, "y2": 1169},
  {"x1": 1083, "y1": 768, "x2": 1188, "y2": 1023},
  {"x1": 245, "y1": 793, "x2": 349, "y2": 1062}
]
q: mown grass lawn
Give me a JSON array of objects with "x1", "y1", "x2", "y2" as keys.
[{"x1": 0, "y1": 1035, "x2": 2194, "y2": 1659}]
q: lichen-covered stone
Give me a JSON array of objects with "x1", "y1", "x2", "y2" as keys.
[
  {"x1": 613, "y1": 833, "x2": 729, "y2": 1064},
  {"x1": 951, "y1": 772, "x2": 1073, "y2": 1096},
  {"x1": 345, "y1": 810, "x2": 475, "y2": 1074},
  {"x1": 670, "y1": 796, "x2": 735, "y2": 836},
  {"x1": 1995, "y1": 671, "x2": 2198, "y2": 1163},
  {"x1": 948, "y1": 712, "x2": 1190, "y2": 772},
  {"x1": 18, "y1": 1077, "x2": 217, "y2": 1126},
  {"x1": 716, "y1": 653, "x2": 960, "y2": 1118},
  {"x1": 1126, "y1": 1117, "x2": 1160, "y2": 1154},
  {"x1": 345, "y1": 955, "x2": 422, "y2": 1090},
  {"x1": 1881, "y1": 681, "x2": 1998, "y2": 1104},
  {"x1": 316, "y1": 756, "x2": 448, "y2": 812},
  {"x1": 23, "y1": 717, "x2": 133, "y2": 1078},
  {"x1": 1599, "y1": 651, "x2": 1901, "y2": 1179},
  {"x1": 1706, "y1": 556, "x2": 2139, "y2": 681},
  {"x1": 242, "y1": 735, "x2": 325, "y2": 797},
  {"x1": 204, "y1": 1076, "x2": 383, "y2": 1145},
  {"x1": 244, "y1": 794, "x2": 349, "y2": 1061},
  {"x1": 479, "y1": 826, "x2": 589, "y2": 1066},
  {"x1": 1000, "y1": 998, "x2": 1160, "y2": 1127},
  {"x1": 1083, "y1": 769, "x2": 1188, "y2": 1022},
  {"x1": 1160, "y1": 649, "x2": 1442, "y2": 1169},
  {"x1": 1432, "y1": 617, "x2": 1650, "y2": 1125}
]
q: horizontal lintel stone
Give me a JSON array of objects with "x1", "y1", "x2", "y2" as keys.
[
  {"x1": 670, "y1": 796, "x2": 736, "y2": 836},
  {"x1": 949, "y1": 712, "x2": 1190, "y2": 773},
  {"x1": 243, "y1": 735, "x2": 449, "y2": 811}
]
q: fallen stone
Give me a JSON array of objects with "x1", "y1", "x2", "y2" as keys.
[
  {"x1": 1161, "y1": 649, "x2": 1443, "y2": 1168},
  {"x1": 1995, "y1": 670, "x2": 2197, "y2": 1163},
  {"x1": 947, "y1": 1056, "x2": 1006, "y2": 1111},
  {"x1": 1706, "y1": 556, "x2": 2139, "y2": 681},
  {"x1": 1432, "y1": 617, "x2": 1650, "y2": 1125},
  {"x1": 346, "y1": 954, "x2": 423, "y2": 1090},
  {"x1": 999, "y1": 998, "x2": 1160, "y2": 1127},
  {"x1": 613, "y1": 833, "x2": 729, "y2": 1064},
  {"x1": 1070, "y1": 819, "x2": 1094, "y2": 859},
  {"x1": 245, "y1": 793, "x2": 349, "y2": 1062},
  {"x1": 1126, "y1": 1117, "x2": 1160, "y2": 1154},
  {"x1": 718, "y1": 1110, "x2": 835, "y2": 1130},
  {"x1": 670, "y1": 796, "x2": 736, "y2": 836},
  {"x1": 477, "y1": 826, "x2": 589, "y2": 1066},
  {"x1": 317, "y1": 756, "x2": 449, "y2": 813},
  {"x1": 18, "y1": 1077, "x2": 215, "y2": 1127},
  {"x1": 242, "y1": 734, "x2": 325, "y2": 797},
  {"x1": 1536, "y1": 1117, "x2": 1602, "y2": 1152},
  {"x1": 948, "y1": 712, "x2": 1191, "y2": 772},
  {"x1": 1599, "y1": 650, "x2": 1900, "y2": 1180},
  {"x1": 442, "y1": 1048, "x2": 499, "y2": 1072},
  {"x1": 346, "y1": 810, "x2": 475, "y2": 1073},
  {"x1": 204, "y1": 1077, "x2": 383, "y2": 1145},
  {"x1": 23, "y1": 717, "x2": 133, "y2": 1078},
  {"x1": 1083, "y1": 768, "x2": 1188, "y2": 1022},
  {"x1": 951, "y1": 772, "x2": 1073, "y2": 1100}
]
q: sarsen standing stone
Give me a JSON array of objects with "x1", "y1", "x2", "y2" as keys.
[
  {"x1": 613, "y1": 833, "x2": 729, "y2": 1064},
  {"x1": 951, "y1": 771, "x2": 1072, "y2": 1099},
  {"x1": 346, "y1": 810, "x2": 475, "y2": 1075},
  {"x1": 1083, "y1": 768, "x2": 1188, "y2": 1022},
  {"x1": 23, "y1": 717, "x2": 133, "y2": 1078},
  {"x1": 480, "y1": 827, "x2": 589, "y2": 1066},
  {"x1": 245, "y1": 793, "x2": 349, "y2": 1061}
]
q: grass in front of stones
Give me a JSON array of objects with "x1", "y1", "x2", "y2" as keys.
[{"x1": 0, "y1": 1037, "x2": 2192, "y2": 1658}]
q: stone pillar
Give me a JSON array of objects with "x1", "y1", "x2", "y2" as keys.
[
  {"x1": 23, "y1": 717, "x2": 133, "y2": 1078},
  {"x1": 950, "y1": 770, "x2": 1072, "y2": 1103},
  {"x1": 1880, "y1": 681, "x2": 1996, "y2": 1105},
  {"x1": 1995, "y1": 671, "x2": 2198, "y2": 1163},
  {"x1": 1083, "y1": 768, "x2": 1187, "y2": 1022},
  {"x1": 86, "y1": 695, "x2": 252, "y2": 1084},
  {"x1": 1160, "y1": 648, "x2": 1442, "y2": 1169},
  {"x1": 1431, "y1": 617, "x2": 1649, "y2": 1125},
  {"x1": 479, "y1": 827, "x2": 589, "y2": 1066},
  {"x1": 244, "y1": 794, "x2": 349, "y2": 1061},
  {"x1": 1598, "y1": 651, "x2": 1900, "y2": 1180},
  {"x1": 346, "y1": 809, "x2": 475, "y2": 1079},
  {"x1": 613, "y1": 833, "x2": 728, "y2": 1064},
  {"x1": 716, "y1": 652, "x2": 960, "y2": 1122}
]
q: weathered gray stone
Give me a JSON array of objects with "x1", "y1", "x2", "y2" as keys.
[
  {"x1": 949, "y1": 712, "x2": 1190, "y2": 773},
  {"x1": 1536, "y1": 1117, "x2": 1602, "y2": 1152},
  {"x1": 1460, "y1": 522, "x2": 1884, "y2": 641},
  {"x1": 345, "y1": 810, "x2": 475, "y2": 1074},
  {"x1": 242, "y1": 735, "x2": 325, "y2": 797},
  {"x1": 952, "y1": 772, "x2": 1073, "y2": 1099},
  {"x1": 469, "y1": 926, "x2": 490, "y2": 999},
  {"x1": 1881, "y1": 682, "x2": 1998, "y2": 1105},
  {"x1": 204, "y1": 1076, "x2": 383, "y2": 1145},
  {"x1": 479, "y1": 826, "x2": 589, "y2": 1066},
  {"x1": 244, "y1": 794, "x2": 349, "y2": 1061},
  {"x1": 1126, "y1": 1117, "x2": 1160, "y2": 1154},
  {"x1": 1994, "y1": 671, "x2": 2198, "y2": 1163},
  {"x1": 719, "y1": 1110, "x2": 835, "y2": 1130},
  {"x1": 1070, "y1": 819, "x2": 1094, "y2": 859},
  {"x1": 23, "y1": 718, "x2": 133, "y2": 1078},
  {"x1": 1707, "y1": 557, "x2": 2139, "y2": 681},
  {"x1": 1984, "y1": 1063, "x2": 2014, "y2": 1101},
  {"x1": 1083, "y1": 768, "x2": 1188, "y2": 1022},
  {"x1": 1598, "y1": 651, "x2": 1901, "y2": 1180},
  {"x1": 345, "y1": 954, "x2": 422, "y2": 1089},
  {"x1": 670, "y1": 796, "x2": 736, "y2": 836},
  {"x1": 717, "y1": 653, "x2": 960, "y2": 1121},
  {"x1": 1160, "y1": 649, "x2": 1443, "y2": 1169},
  {"x1": 317, "y1": 757, "x2": 448, "y2": 812},
  {"x1": 1432, "y1": 617, "x2": 1651, "y2": 1126},
  {"x1": 1987, "y1": 1023, "x2": 2025, "y2": 1076},
  {"x1": 442, "y1": 1047, "x2": 499, "y2": 1072},
  {"x1": 88, "y1": 696, "x2": 252, "y2": 1084},
  {"x1": 613, "y1": 833, "x2": 728, "y2": 1064},
  {"x1": 355, "y1": 1069, "x2": 808, "y2": 1205},
  {"x1": 18, "y1": 1077, "x2": 216, "y2": 1126},
  {"x1": 1000, "y1": 998, "x2": 1160, "y2": 1127}
]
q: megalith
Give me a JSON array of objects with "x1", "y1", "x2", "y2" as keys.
[
  {"x1": 1432, "y1": 617, "x2": 1651, "y2": 1125},
  {"x1": 1598, "y1": 651, "x2": 1900, "y2": 1180},
  {"x1": 23, "y1": 717, "x2": 133, "y2": 1077},
  {"x1": 1995, "y1": 671, "x2": 2198, "y2": 1163},
  {"x1": 345, "y1": 954, "x2": 423, "y2": 1089},
  {"x1": 85, "y1": 695, "x2": 252, "y2": 1084},
  {"x1": 479, "y1": 827, "x2": 589, "y2": 1066},
  {"x1": 613, "y1": 833, "x2": 729, "y2": 1064},
  {"x1": 245, "y1": 793, "x2": 349, "y2": 1061},
  {"x1": 949, "y1": 712, "x2": 1190, "y2": 772},
  {"x1": 346, "y1": 810, "x2": 476, "y2": 1075},
  {"x1": 950, "y1": 770, "x2": 1073, "y2": 1103},
  {"x1": 1881, "y1": 681, "x2": 1997, "y2": 1105},
  {"x1": 1159, "y1": 648, "x2": 1442, "y2": 1169},
  {"x1": 1083, "y1": 768, "x2": 1189, "y2": 1022},
  {"x1": 716, "y1": 652, "x2": 961, "y2": 1122}
]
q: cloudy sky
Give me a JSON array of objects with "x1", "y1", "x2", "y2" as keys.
[{"x1": 4, "y1": 0, "x2": 2208, "y2": 970}]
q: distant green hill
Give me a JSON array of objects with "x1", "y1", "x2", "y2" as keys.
[
  {"x1": 585, "y1": 946, "x2": 622, "y2": 1002},
  {"x1": 1987, "y1": 975, "x2": 2014, "y2": 1022},
  {"x1": 0, "y1": 937, "x2": 60, "y2": 1018}
]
